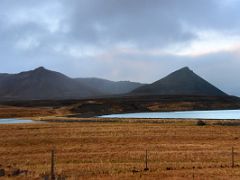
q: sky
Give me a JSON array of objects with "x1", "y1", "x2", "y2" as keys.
[{"x1": 0, "y1": 0, "x2": 240, "y2": 96}]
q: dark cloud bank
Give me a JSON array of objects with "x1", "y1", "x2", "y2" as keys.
[{"x1": 0, "y1": 0, "x2": 240, "y2": 95}]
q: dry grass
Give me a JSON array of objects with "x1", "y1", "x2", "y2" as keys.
[
  {"x1": 0, "y1": 121, "x2": 240, "y2": 179},
  {"x1": 0, "y1": 106, "x2": 70, "y2": 118}
]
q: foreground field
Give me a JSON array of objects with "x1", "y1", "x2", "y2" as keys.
[{"x1": 0, "y1": 120, "x2": 240, "y2": 179}]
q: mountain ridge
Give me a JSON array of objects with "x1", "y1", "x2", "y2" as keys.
[
  {"x1": 0, "y1": 67, "x2": 101, "y2": 100},
  {"x1": 0, "y1": 66, "x2": 229, "y2": 100},
  {"x1": 131, "y1": 66, "x2": 227, "y2": 96},
  {"x1": 76, "y1": 77, "x2": 145, "y2": 95},
  {"x1": 0, "y1": 67, "x2": 145, "y2": 100}
]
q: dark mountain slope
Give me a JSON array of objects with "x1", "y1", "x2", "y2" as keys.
[
  {"x1": 0, "y1": 67, "x2": 101, "y2": 100},
  {"x1": 76, "y1": 77, "x2": 144, "y2": 95},
  {"x1": 131, "y1": 67, "x2": 227, "y2": 96}
]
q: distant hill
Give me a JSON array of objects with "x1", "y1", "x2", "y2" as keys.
[
  {"x1": 0, "y1": 67, "x2": 102, "y2": 100},
  {"x1": 131, "y1": 67, "x2": 227, "y2": 96},
  {"x1": 0, "y1": 73, "x2": 11, "y2": 82},
  {"x1": 76, "y1": 77, "x2": 144, "y2": 95},
  {"x1": 0, "y1": 67, "x2": 144, "y2": 100},
  {"x1": 0, "y1": 66, "x2": 229, "y2": 100}
]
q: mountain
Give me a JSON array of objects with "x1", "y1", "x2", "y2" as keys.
[
  {"x1": 0, "y1": 73, "x2": 11, "y2": 82},
  {"x1": 131, "y1": 67, "x2": 227, "y2": 96},
  {"x1": 76, "y1": 77, "x2": 144, "y2": 95},
  {"x1": 0, "y1": 66, "x2": 229, "y2": 100},
  {"x1": 0, "y1": 67, "x2": 102, "y2": 100}
]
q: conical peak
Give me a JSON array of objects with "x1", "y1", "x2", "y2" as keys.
[
  {"x1": 171, "y1": 66, "x2": 195, "y2": 76},
  {"x1": 131, "y1": 66, "x2": 227, "y2": 96},
  {"x1": 177, "y1": 66, "x2": 192, "y2": 72},
  {"x1": 181, "y1": 66, "x2": 190, "y2": 70}
]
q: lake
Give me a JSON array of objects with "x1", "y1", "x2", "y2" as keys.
[
  {"x1": 99, "y1": 110, "x2": 240, "y2": 119},
  {"x1": 0, "y1": 118, "x2": 35, "y2": 124}
]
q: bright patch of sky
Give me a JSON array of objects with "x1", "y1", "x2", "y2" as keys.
[{"x1": 170, "y1": 31, "x2": 240, "y2": 56}]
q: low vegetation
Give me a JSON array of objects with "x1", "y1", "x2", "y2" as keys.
[
  {"x1": 196, "y1": 120, "x2": 207, "y2": 126},
  {"x1": 1, "y1": 95, "x2": 240, "y2": 118},
  {"x1": 0, "y1": 106, "x2": 66, "y2": 118},
  {"x1": 0, "y1": 121, "x2": 240, "y2": 179}
]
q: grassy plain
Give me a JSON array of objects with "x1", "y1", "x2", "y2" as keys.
[
  {"x1": 0, "y1": 105, "x2": 70, "y2": 119},
  {"x1": 0, "y1": 120, "x2": 240, "y2": 179}
]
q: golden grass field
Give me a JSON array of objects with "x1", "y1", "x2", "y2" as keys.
[
  {"x1": 0, "y1": 106, "x2": 73, "y2": 122},
  {"x1": 0, "y1": 120, "x2": 240, "y2": 179},
  {"x1": 0, "y1": 106, "x2": 59, "y2": 118}
]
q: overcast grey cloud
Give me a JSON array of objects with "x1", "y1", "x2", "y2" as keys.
[{"x1": 0, "y1": 0, "x2": 240, "y2": 95}]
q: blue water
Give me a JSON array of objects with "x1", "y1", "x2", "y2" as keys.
[
  {"x1": 0, "y1": 118, "x2": 35, "y2": 124},
  {"x1": 99, "y1": 110, "x2": 240, "y2": 119}
]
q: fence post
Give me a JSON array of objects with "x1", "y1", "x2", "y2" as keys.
[
  {"x1": 232, "y1": 147, "x2": 234, "y2": 168},
  {"x1": 51, "y1": 149, "x2": 55, "y2": 180},
  {"x1": 192, "y1": 166, "x2": 195, "y2": 180},
  {"x1": 144, "y1": 150, "x2": 149, "y2": 171}
]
